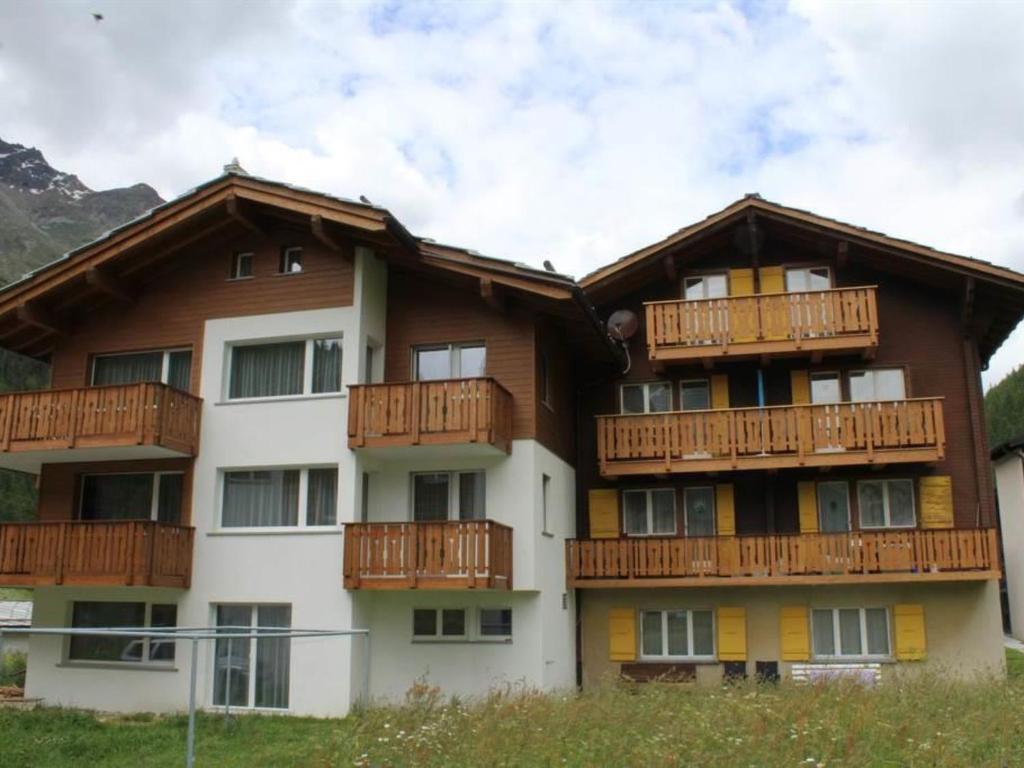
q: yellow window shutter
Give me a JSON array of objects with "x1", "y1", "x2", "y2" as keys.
[
  {"x1": 717, "y1": 607, "x2": 747, "y2": 661},
  {"x1": 780, "y1": 606, "x2": 810, "y2": 661},
  {"x1": 893, "y1": 604, "x2": 926, "y2": 661},
  {"x1": 798, "y1": 481, "x2": 818, "y2": 533},
  {"x1": 711, "y1": 374, "x2": 730, "y2": 409},
  {"x1": 715, "y1": 484, "x2": 735, "y2": 536},
  {"x1": 919, "y1": 476, "x2": 954, "y2": 529},
  {"x1": 608, "y1": 608, "x2": 637, "y2": 662},
  {"x1": 728, "y1": 268, "x2": 754, "y2": 296},
  {"x1": 790, "y1": 370, "x2": 810, "y2": 405},
  {"x1": 758, "y1": 266, "x2": 784, "y2": 294},
  {"x1": 589, "y1": 489, "x2": 620, "y2": 538}
]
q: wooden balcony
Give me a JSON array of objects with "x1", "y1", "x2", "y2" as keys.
[
  {"x1": 567, "y1": 528, "x2": 999, "y2": 588},
  {"x1": 597, "y1": 398, "x2": 944, "y2": 477},
  {"x1": 0, "y1": 382, "x2": 202, "y2": 474},
  {"x1": 343, "y1": 520, "x2": 513, "y2": 590},
  {"x1": 645, "y1": 286, "x2": 879, "y2": 364},
  {"x1": 0, "y1": 520, "x2": 194, "y2": 588},
  {"x1": 348, "y1": 378, "x2": 514, "y2": 456}
]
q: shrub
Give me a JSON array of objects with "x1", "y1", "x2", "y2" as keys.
[{"x1": 1, "y1": 651, "x2": 27, "y2": 689}]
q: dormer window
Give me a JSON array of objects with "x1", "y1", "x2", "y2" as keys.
[
  {"x1": 785, "y1": 266, "x2": 831, "y2": 292},
  {"x1": 231, "y1": 252, "x2": 253, "y2": 280},
  {"x1": 279, "y1": 246, "x2": 303, "y2": 274},
  {"x1": 683, "y1": 273, "x2": 727, "y2": 300}
]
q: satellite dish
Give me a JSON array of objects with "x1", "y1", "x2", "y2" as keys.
[{"x1": 606, "y1": 309, "x2": 639, "y2": 342}]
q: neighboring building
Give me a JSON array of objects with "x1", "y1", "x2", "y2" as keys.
[
  {"x1": 0, "y1": 601, "x2": 32, "y2": 656},
  {"x1": 0, "y1": 175, "x2": 1019, "y2": 715},
  {"x1": 994, "y1": 436, "x2": 1024, "y2": 640}
]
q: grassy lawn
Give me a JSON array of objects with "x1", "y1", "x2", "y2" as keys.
[{"x1": 4, "y1": 661, "x2": 1024, "y2": 767}]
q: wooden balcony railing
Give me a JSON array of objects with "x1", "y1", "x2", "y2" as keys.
[
  {"x1": 597, "y1": 398, "x2": 945, "y2": 476},
  {"x1": 348, "y1": 378, "x2": 513, "y2": 453},
  {"x1": 645, "y1": 286, "x2": 879, "y2": 363},
  {"x1": 343, "y1": 520, "x2": 512, "y2": 590},
  {"x1": 0, "y1": 521, "x2": 194, "y2": 588},
  {"x1": 0, "y1": 382, "x2": 202, "y2": 457},
  {"x1": 567, "y1": 528, "x2": 999, "y2": 587}
]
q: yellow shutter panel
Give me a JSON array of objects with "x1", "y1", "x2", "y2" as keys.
[
  {"x1": 780, "y1": 606, "x2": 810, "y2": 661},
  {"x1": 728, "y1": 268, "x2": 754, "y2": 296},
  {"x1": 919, "y1": 476, "x2": 954, "y2": 529},
  {"x1": 717, "y1": 607, "x2": 747, "y2": 661},
  {"x1": 893, "y1": 604, "x2": 927, "y2": 661},
  {"x1": 589, "y1": 489, "x2": 620, "y2": 538},
  {"x1": 715, "y1": 484, "x2": 735, "y2": 536},
  {"x1": 758, "y1": 266, "x2": 785, "y2": 294},
  {"x1": 608, "y1": 608, "x2": 637, "y2": 662},
  {"x1": 711, "y1": 374, "x2": 730, "y2": 409},
  {"x1": 798, "y1": 481, "x2": 818, "y2": 533},
  {"x1": 790, "y1": 370, "x2": 810, "y2": 404}
]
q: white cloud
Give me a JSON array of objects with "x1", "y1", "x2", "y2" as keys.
[{"x1": 1, "y1": 0, "x2": 1023, "y2": 382}]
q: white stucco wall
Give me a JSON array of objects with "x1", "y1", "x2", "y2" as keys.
[{"x1": 995, "y1": 451, "x2": 1024, "y2": 640}]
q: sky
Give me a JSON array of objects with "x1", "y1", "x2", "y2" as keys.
[{"x1": 1, "y1": 0, "x2": 1023, "y2": 385}]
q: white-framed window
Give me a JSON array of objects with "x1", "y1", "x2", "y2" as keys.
[
  {"x1": 620, "y1": 381, "x2": 672, "y2": 414},
  {"x1": 227, "y1": 336, "x2": 342, "y2": 399},
  {"x1": 230, "y1": 251, "x2": 254, "y2": 280},
  {"x1": 92, "y1": 348, "x2": 192, "y2": 392},
  {"x1": 810, "y1": 372, "x2": 841, "y2": 404},
  {"x1": 221, "y1": 467, "x2": 338, "y2": 528},
  {"x1": 684, "y1": 486, "x2": 715, "y2": 537},
  {"x1": 79, "y1": 472, "x2": 184, "y2": 524},
  {"x1": 817, "y1": 481, "x2": 851, "y2": 533},
  {"x1": 479, "y1": 607, "x2": 512, "y2": 640},
  {"x1": 623, "y1": 488, "x2": 676, "y2": 536},
  {"x1": 811, "y1": 607, "x2": 890, "y2": 659},
  {"x1": 213, "y1": 604, "x2": 291, "y2": 710},
  {"x1": 279, "y1": 246, "x2": 303, "y2": 274},
  {"x1": 683, "y1": 274, "x2": 728, "y2": 300},
  {"x1": 542, "y1": 473, "x2": 552, "y2": 535},
  {"x1": 411, "y1": 471, "x2": 485, "y2": 522},
  {"x1": 857, "y1": 479, "x2": 915, "y2": 529},
  {"x1": 413, "y1": 342, "x2": 486, "y2": 381},
  {"x1": 68, "y1": 601, "x2": 177, "y2": 665},
  {"x1": 849, "y1": 368, "x2": 906, "y2": 402},
  {"x1": 785, "y1": 266, "x2": 831, "y2": 293},
  {"x1": 679, "y1": 379, "x2": 710, "y2": 411},
  {"x1": 640, "y1": 609, "x2": 715, "y2": 660},
  {"x1": 413, "y1": 608, "x2": 467, "y2": 639}
]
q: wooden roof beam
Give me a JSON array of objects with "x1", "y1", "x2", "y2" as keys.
[
  {"x1": 662, "y1": 255, "x2": 678, "y2": 284},
  {"x1": 311, "y1": 214, "x2": 343, "y2": 253},
  {"x1": 16, "y1": 302, "x2": 63, "y2": 337},
  {"x1": 480, "y1": 278, "x2": 507, "y2": 313},
  {"x1": 226, "y1": 193, "x2": 266, "y2": 236},
  {"x1": 85, "y1": 267, "x2": 135, "y2": 304},
  {"x1": 747, "y1": 210, "x2": 762, "y2": 270},
  {"x1": 836, "y1": 240, "x2": 850, "y2": 268},
  {"x1": 962, "y1": 276, "x2": 976, "y2": 332}
]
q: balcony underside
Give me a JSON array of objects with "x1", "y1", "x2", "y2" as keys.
[
  {"x1": 350, "y1": 439, "x2": 512, "y2": 462},
  {"x1": 649, "y1": 332, "x2": 877, "y2": 366},
  {"x1": 344, "y1": 574, "x2": 511, "y2": 590},
  {"x1": 0, "y1": 443, "x2": 193, "y2": 475},
  {"x1": 570, "y1": 571, "x2": 999, "y2": 589}
]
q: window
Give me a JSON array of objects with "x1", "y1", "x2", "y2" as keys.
[
  {"x1": 785, "y1": 266, "x2": 831, "y2": 292},
  {"x1": 80, "y1": 472, "x2": 183, "y2": 524},
  {"x1": 620, "y1": 382, "x2": 672, "y2": 414},
  {"x1": 683, "y1": 274, "x2": 728, "y2": 300},
  {"x1": 810, "y1": 372, "x2": 841, "y2": 404},
  {"x1": 360, "y1": 472, "x2": 370, "y2": 523},
  {"x1": 539, "y1": 351, "x2": 552, "y2": 408},
  {"x1": 92, "y1": 348, "x2": 192, "y2": 392},
  {"x1": 228, "y1": 337, "x2": 342, "y2": 399},
  {"x1": 221, "y1": 468, "x2": 338, "y2": 528},
  {"x1": 817, "y1": 481, "x2": 850, "y2": 533},
  {"x1": 849, "y1": 368, "x2": 906, "y2": 402},
  {"x1": 542, "y1": 474, "x2": 552, "y2": 535},
  {"x1": 812, "y1": 607, "x2": 890, "y2": 659},
  {"x1": 213, "y1": 605, "x2": 291, "y2": 710},
  {"x1": 231, "y1": 252, "x2": 254, "y2": 279},
  {"x1": 412, "y1": 471, "x2": 485, "y2": 522},
  {"x1": 479, "y1": 608, "x2": 512, "y2": 639},
  {"x1": 857, "y1": 479, "x2": 915, "y2": 529},
  {"x1": 684, "y1": 486, "x2": 715, "y2": 537},
  {"x1": 68, "y1": 601, "x2": 177, "y2": 664},
  {"x1": 413, "y1": 343, "x2": 486, "y2": 381},
  {"x1": 640, "y1": 609, "x2": 714, "y2": 659},
  {"x1": 279, "y1": 246, "x2": 303, "y2": 274},
  {"x1": 623, "y1": 488, "x2": 676, "y2": 536},
  {"x1": 364, "y1": 344, "x2": 379, "y2": 384},
  {"x1": 413, "y1": 608, "x2": 467, "y2": 639},
  {"x1": 680, "y1": 380, "x2": 710, "y2": 411}
]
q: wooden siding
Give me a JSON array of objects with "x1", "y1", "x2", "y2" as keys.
[
  {"x1": 343, "y1": 520, "x2": 513, "y2": 590},
  {"x1": 535, "y1": 320, "x2": 576, "y2": 465}
]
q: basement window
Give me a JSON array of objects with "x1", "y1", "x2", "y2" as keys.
[
  {"x1": 413, "y1": 609, "x2": 467, "y2": 640},
  {"x1": 640, "y1": 609, "x2": 714, "y2": 660},
  {"x1": 68, "y1": 601, "x2": 177, "y2": 664},
  {"x1": 812, "y1": 607, "x2": 890, "y2": 659}
]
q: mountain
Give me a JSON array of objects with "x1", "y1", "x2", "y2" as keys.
[
  {"x1": 986, "y1": 365, "x2": 1024, "y2": 449},
  {"x1": 0, "y1": 137, "x2": 163, "y2": 285}
]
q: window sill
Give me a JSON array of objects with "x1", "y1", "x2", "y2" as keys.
[
  {"x1": 411, "y1": 638, "x2": 512, "y2": 645},
  {"x1": 274, "y1": 271, "x2": 305, "y2": 277},
  {"x1": 807, "y1": 657, "x2": 894, "y2": 665},
  {"x1": 541, "y1": 531, "x2": 555, "y2": 538},
  {"x1": 209, "y1": 527, "x2": 343, "y2": 537},
  {"x1": 638, "y1": 657, "x2": 717, "y2": 665},
  {"x1": 58, "y1": 661, "x2": 178, "y2": 673},
  {"x1": 225, "y1": 276, "x2": 254, "y2": 282},
  {"x1": 215, "y1": 392, "x2": 345, "y2": 406}
]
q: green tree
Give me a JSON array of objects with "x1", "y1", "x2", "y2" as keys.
[
  {"x1": 986, "y1": 365, "x2": 1024, "y2": 449},
  {"x1": 0, "y1": 348, "x2": 48, "y2": 522}
]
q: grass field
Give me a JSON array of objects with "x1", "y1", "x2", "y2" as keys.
[{"x1": 3, "y1": 657, "x2": 1024, "y2": 767}]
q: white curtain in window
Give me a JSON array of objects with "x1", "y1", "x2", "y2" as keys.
[
  {"x1": 214, "y1": 605, "x2": 252, "y2": 707},
  {"x1": 458, "y1": 472, "x2": 485, "y2": 520},
  {"x1": 157, "y1": 474, "x2": 183, "y2": 524},
  {"x1": 222, "y1": 471, "x2": 299, "y2": 527},
  {"x1": 255, "y1": 605, "x2": 291, "y2": 709},
  {"x1": 692, "y1": 611, "x2": 714, "y2": 656},
  {"x1": 413, "y1": 473, "x2": 449, "y2": 521},
  {"x1": 230, "y1": 342, "x2": 304, "y2": 398},
  {"x1": 92, "y1": 352, "x2": 163, "y2": 385},
  {"x1": 167, "y1": 351, "x2": 192, "y2": 391},
  {"x1": 306, "y1": 468, "x2": 338, "y2": 526},
  {"x1": 311, "y1": 338, "x2": 342, "y2": 393}
]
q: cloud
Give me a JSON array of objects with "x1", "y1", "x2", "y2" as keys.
[{"x1": 0, "y1": 0, "x2": 1022, "y2": 382}]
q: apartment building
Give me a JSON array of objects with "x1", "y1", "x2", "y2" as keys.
[{"x1": 0, "y1": 174, "x2": 1020, "y2": 714}]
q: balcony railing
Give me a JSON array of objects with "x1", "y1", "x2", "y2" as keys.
[
  {"x1": 566, "y1": 528, "x2": 999, "y2": 587},
  {"x1": 597, "y1": 398, "x2": 945, "y2": 476},
  {"x1": 0, "y1": 520, "x2": 194, "y2": 588},
  {"x1": 343, "y1": 520, "x2": 513, "y2": 590},
  {"x1": 0, "y1": 382, "x2": 201, "y2": 469},
  {"x1": 645, "y1": 286, "x2": 879, "y2": 363},
  {"x1": 348, "y1": 378, "x2": 513, "y2": 453}
]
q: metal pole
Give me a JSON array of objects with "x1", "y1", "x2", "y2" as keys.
[
  {"x1": 224, "y1": 637, "x2": 231, "y2": 725},
  {"x1": 186, "y1": 637, "x2": 198, "y2": 768},
  {"x1": 362, "y1": 631, "x2": 371, "y2": 705}
]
